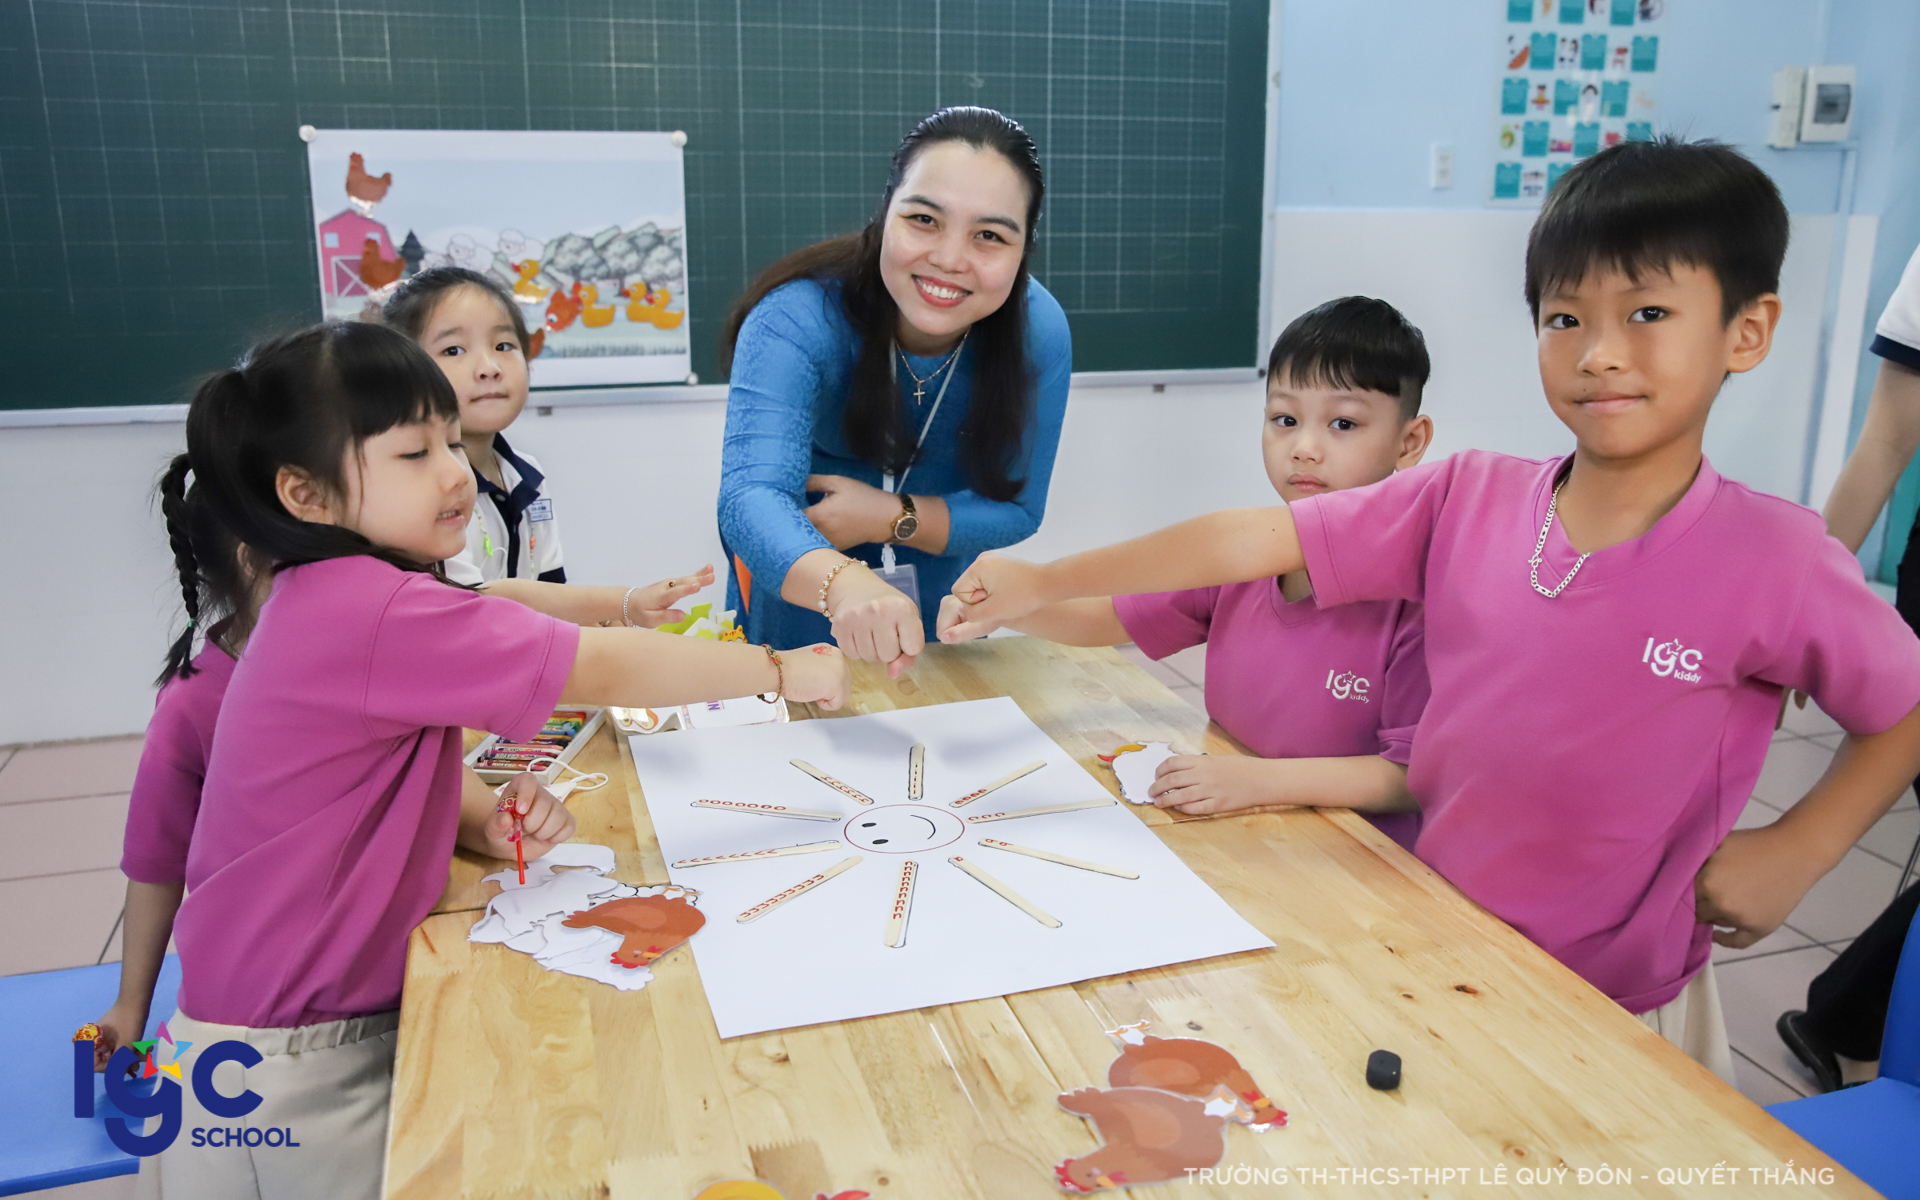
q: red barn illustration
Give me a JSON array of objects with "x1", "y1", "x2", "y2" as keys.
[{"x1": 317, "y1": 210, "x2": 396, "y2": 299}]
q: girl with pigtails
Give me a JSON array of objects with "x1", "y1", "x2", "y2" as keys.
[{"x1": 125, "y1": 321, "x2": 851, "y2": 1199}]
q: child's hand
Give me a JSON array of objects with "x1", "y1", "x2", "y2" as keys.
[
  {"x1": 939, "y1": 553, "x2": 1045, "y2": 642},
  {"x1": 92, "y1": 1001, "x2": 149, "y2": 1072},
  {"x1": 783, "y1": 643, "x2": 852, "y2": 711},
  {"x1": 1693, "y1": 825, "x2": 1823, "y2": 948},
  {"x1": 628, "y1": 565, "x2": 715, "y2": 628},
  {"x1": 484, "y1": 773, "x2": 577, "y2": 862},
  {"x1": 1147, "y1": 755, "x2": 1294, "y2": 816},
  {"x1": 935, "y1": 594, "x2": 979, "y2": 643}
]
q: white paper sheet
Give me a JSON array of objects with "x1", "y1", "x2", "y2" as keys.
[
  {"x1": 629, "y1": 698, "x2": 1273, "y2": 1039},
  {"x1": 467, "y1": 842, "x2": 679, "y2": 991}
]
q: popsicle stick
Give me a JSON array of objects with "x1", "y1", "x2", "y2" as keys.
[
  {"x1": 908, "y1": 743, "x2": 926, "y2": 802},
  {"x1": 884, "y1": 860, "x2": 918, "y2": 948},
  {"x1": 977, "y1": 837, "x2": 1140, "y2": 880},
  {"x1": 692, "y1": 798, "x2": 841, "y2": 822},
  {"x1": 964, "y1": 798, "x2": 1114, "y2": 824},
  {"x1": 672, "y1": 840, "x2": 842, "y2": 869},
  {"x1": 947, "y1": 760, "x2": 1048, "y2": 807},
  {"x1": 789, "y1": 759, "x2": 876, "y2": 806},
  {"x1": 736, "y1": 856, "x2": 862, "y2": 924},
  {"x1": 948, "y1": 855, "x2": 1061, "y2": 928}
]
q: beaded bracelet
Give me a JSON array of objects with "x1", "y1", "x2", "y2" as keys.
[
  {"x1": 761, "y1": 644, "x2": 785, "y2": 700},
  {"x1": 620, "y1": 585, "x2": 640, "y2": 628},
  {"x1": 817, "y1": 558, "x2": 856, "y2": 619}
]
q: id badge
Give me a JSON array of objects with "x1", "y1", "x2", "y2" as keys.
[{"x1": 875, "y1": 561, "x2": 921, "y2": 606}]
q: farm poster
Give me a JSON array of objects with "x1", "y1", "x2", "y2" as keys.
[{"x1": 306, "y1": 129, "x2": 690, "y2": 387}]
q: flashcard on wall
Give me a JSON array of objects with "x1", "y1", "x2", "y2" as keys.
[
  {"x1": 1530, "y1": 32, "x2": 1556, "y2": 70},
  {"x1": 1631, "y1": 34, "x2": 1658, "y2": 71},
  {"x1": 1577, "y1": 81, "x2": 1602, "y2": 120},
  {"x1": 1494, "y1": 162, "x2": 1522, "y2": 199},
  {"x1": 1573, "y1": 122, "x2": 1601, "y2": 157},
  {"x1": 1557, "y1": 0, "x2": 1582, "y2": 24},
  {"x1": 1523, "y1": 121, "x2": 1550, "y2": 156},
  {"x1": 1580, "y1": 33, "x2": 1607, "y2": 70},
  {"x1": 1505, "y1": 34, "x2": 1531, "y2": 69},
  {"x1": 1522, "y1": 167, "x2": 1546, "y2": 199},
  {"x1": 1557, "y1": 36, "x2": 1579, "y2": 69},
  {"x1": 1530, "y1": 82, "x2": 1551, "y2": 111},
  {"x1": 1507, "y1": 0, "x2": 1534, "y2": 21},
  {"x1": 1549, "y1": 134, "x2": 1574, "y2": 155},
  {"x1": 1610, "y1": 0, "x2": 1635, "y2": 26},
  {"x1": 1626, "y1": 121, "x2": 1653, "y2": 142},
  {"x1": 1547, "y1": 163, "x2": 1574, "y2": 192},
  {"x1": 1602, "y1": 80, "x2": 1629, "y2": 117},
  {"x1": 1552, "y1": 79, "x2": 1578, "y2": 115},
  {"x1": 1055, "y1": 1087, "x2": 1228, "y2": 1192},
  {"x1": 1501, "y1": 77, "x2": 1529, "y2": 114}
]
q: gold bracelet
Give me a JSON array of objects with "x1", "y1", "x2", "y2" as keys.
[
  {"x1": 761, "y1": 643, "x2": 785, "y2": 700},
  {"x1": 817, "y1": 557, "x2": 856, "y2": 619}
]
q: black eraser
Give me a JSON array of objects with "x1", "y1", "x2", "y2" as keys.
[{"x1": 1366, "y1": 1049, "x2": 1401, "y2": 1090}]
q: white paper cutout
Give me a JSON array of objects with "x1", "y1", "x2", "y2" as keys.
[
  {"x1": 1110, "y1": 742, "x2": 1178, "y2": 804},
  {"x1": 467, "y1": 841, "x2": 692, "y2": 991}
]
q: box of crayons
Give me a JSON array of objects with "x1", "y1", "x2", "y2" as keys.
[{"x1": 463, "y1": 706, "x2": 606, "y2": 785}]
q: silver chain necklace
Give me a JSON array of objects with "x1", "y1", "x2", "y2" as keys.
[
  {"x1": 1529, "y1": 478, "x2": 1590, "y2": 598},
  {"x1": 896, "y1": 328, "x2": 969, "y2": 404}
]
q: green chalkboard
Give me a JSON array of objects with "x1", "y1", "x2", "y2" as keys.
[{"x1": 0, "y1": 0, "x2": 1268, "y2": 410}]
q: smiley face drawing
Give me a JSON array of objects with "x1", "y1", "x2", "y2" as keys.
[{"x1": 844, "y1": 804, "x2": 965, "y2": 854}]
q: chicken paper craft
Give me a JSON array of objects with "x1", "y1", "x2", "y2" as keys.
[
  {"x1": 468, "y1": 841, "x2": 700, "y2": 990},
  {"x1": 1055, "y1": 1086, "x2": 1228, "y2": 1191},
  {"x1": 1100, "y1": 743, "x2": 1178, "y2": 805},
  {"x1": 1104, "y1": 1021, "x2": 1286, "y2": 1130}
]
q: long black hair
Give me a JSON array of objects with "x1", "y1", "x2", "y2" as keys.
[
  {"x1": 719, "y1": 106, "x2": 1046, "y2": 502},
  {"x1": 158, "y1": 322, "x2": 462, "y2": 683}
]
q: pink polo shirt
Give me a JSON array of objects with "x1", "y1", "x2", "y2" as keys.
[
  {"x1": 173, "y1": 556, "x2": 579, "y2": 1028},
  {"x1": 1114, "y1": 582, "x2": 1427, "y2": 849},
  {"x1": 1293, "y1": 450, "x2": 1920, "y2": 1012},
  {"x1": 121, "y1": 633, "x2": 237, "y2": 885}
]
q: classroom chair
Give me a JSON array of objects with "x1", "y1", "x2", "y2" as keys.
[
  {"x1": 1766, "y1": 912, "x2": 1920, "y2": 1200},
  {"x1": 0, "y1": 956, "x2": 181, "y2": 1196}
]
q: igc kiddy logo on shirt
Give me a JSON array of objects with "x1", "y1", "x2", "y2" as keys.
[
  {"x1": 1643, "y1": 637, "x2": 1704, "y2": 683},
  {"x1": 72, "y1": 1022, "x2": 300, "y2": 1155},
  {"x1": 1325, "y1": 669, "x2": 1371, "y2": 703}
]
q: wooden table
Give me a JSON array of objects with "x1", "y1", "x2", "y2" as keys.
[{"x1": 391, "y1": 639, "x2": 1865, "y2": 1199}]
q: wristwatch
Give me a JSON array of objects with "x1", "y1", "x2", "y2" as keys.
[{"x1": 890, "y1": 493, "x2": 919, "y2": 542}]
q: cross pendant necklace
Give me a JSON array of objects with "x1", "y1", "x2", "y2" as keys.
[{"x1": 897, "y1": 328, "x2": 970, "y2": 404}]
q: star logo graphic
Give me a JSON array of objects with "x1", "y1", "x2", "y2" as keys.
[{"x1": 130, "y1": 1019, "x2": 192, "y2": 1081}]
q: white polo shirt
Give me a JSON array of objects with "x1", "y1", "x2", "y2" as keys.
[
  {"x1": 1873, "y1": 240, "x2": 1920, "y2": 368},
  {"x1": 442, "y1": 434, "x2": 566, "y2": 586}
]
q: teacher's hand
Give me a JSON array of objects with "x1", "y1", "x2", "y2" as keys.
[
  {"x1": 826, "y1": 563, "x2": 924, "y2": 679},
  {"x1": 804, "y1": 474, "x2": 897, "y2": 550}
]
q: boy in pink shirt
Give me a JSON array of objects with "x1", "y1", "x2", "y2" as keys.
[
  {"x1": 950, "y1": 297, "x2": 1434, "y2": 848},
  {"x1": 941, "y1": 140, "x2": 1920, "y2": 1082}
]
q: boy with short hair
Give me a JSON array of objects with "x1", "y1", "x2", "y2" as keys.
[
  {"x1": 941, "y1": 139, "x2": 1920, "y2": 1082},
  {"x1": 962, "y1": 297, "x2": 1435, "y2": 848}
]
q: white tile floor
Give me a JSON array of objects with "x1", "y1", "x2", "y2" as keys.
[{"x1": 2, "y1": 672, "x2": 1914, "y2": 1194}]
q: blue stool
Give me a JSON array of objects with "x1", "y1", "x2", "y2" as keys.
[
  {"x1": 1767, "y1": 911, "x2": 1920, "y2": 1199},
  {"x1": 0, "y1": 956, "x2": 181, "y2": 1196}
]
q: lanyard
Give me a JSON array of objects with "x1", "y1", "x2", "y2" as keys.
[{"x1": 881, "y1": 342, "x2": 961, "y2": 571}]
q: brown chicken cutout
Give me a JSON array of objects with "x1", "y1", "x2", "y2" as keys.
[
  {"x1": 1104, "y1": 1020, "x2": 1286, "y2": 1129},
  {"x1": 561, "y1": 893, "x2": 706, "y2": 968},
  {"x1": 1055, "y1": 1086, "x2": 1227, "y2": 1191},
  {"x1": 345, "y1": 152, "x2": 391, "y2": 215}
]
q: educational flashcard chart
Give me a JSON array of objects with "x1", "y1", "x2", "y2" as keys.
[
  {"x1": 305, "y1": 129, "x2": 690, "y2": 386},
  {"x1": 629, "y1": 697, "x2": 1275, "y2": 1039},
  {"x1": 1491, "y1": 0, "x2": 1665, "y2": 204}
]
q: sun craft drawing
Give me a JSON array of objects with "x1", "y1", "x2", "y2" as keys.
[{"x1": 672, "y1": 745, "x2": 1139, "y2": 942}]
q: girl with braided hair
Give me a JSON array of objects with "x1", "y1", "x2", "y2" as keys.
[{"x1": 124, "y1": 321, "x2": 850, "y2": 1198}]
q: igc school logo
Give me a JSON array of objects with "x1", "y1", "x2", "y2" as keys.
[
  {"x1": 1642, "y1": 637, "x2": 1704, "y2": 683},
  {"x1": 1324, "y1": 669, "x2": 1371, "y2": 703},
  {"x1": 72, "y1": 1021, "x2": 299, "y2": 1156}
]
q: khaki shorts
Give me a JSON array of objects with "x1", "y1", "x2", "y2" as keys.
[
  {"x1": 1637, "y1": 960, "x2": 1738, "y2": 1087},
  {"x1": 135, "y1": 1008, "x2": 399, "y2": 1200}
]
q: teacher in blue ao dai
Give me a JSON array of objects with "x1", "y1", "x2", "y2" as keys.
[{"x1": 717, "y1": 107, "x2": 1072, "y2": 673}]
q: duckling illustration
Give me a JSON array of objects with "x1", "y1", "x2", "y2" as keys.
[
  {"x1": 545, "y1": 281, "x2": 583, "y2": 332},
  {"x1": 622, "y1": 282, "x2": 686, "y2": 330},
  {"x1": 580, "y1": 283, "x2": 617, "y2": 328},
  {"x1": 511, "y1": 259, "x2": 550, "y2": 302}
]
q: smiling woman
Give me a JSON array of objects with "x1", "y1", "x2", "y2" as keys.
[{"x1": 716, "y1": 107, "x2": 1073, "y2": 668}]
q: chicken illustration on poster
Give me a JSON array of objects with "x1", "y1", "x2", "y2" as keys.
[{"x1": 305, "y1": 129, "x2": 691, "y2": 386}]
